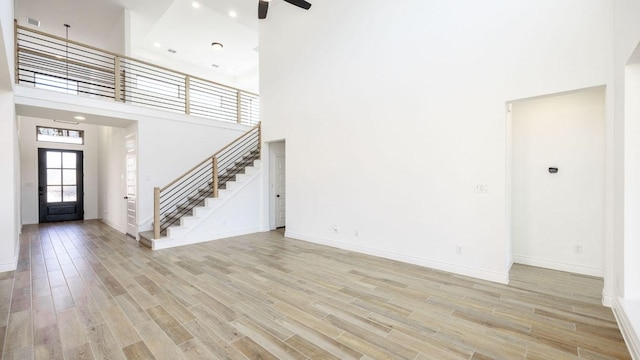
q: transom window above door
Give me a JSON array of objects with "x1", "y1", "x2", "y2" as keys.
[{"x1": 37, "y1": 126, "x2": 84, "y2": 145}]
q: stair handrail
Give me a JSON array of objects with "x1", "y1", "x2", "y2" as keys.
[{"x1": 153, "y1": 123, "x2": 261, "y2": 239}]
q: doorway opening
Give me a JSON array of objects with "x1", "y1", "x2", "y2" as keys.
[
  {"x1": 125, "y1": 133, "x2": 137, "y2": 239},
  {"x1": 269, "y1": 140, "x2": 286, "y2": 230},
  {"x1": 507, "y1": 86, "x2": 606, "y2": 277},
  {"x1": 38, "y1": 148, "x2": 84, "y2": 222}
]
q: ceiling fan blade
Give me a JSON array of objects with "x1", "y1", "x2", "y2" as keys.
[
  {"x1": 283, "y1": 0, "x2": 312, "y2": 10},
  {"x1": 258, "y1": 0, "x2": 269, "y2": 19}
]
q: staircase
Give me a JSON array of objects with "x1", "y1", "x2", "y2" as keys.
[{"x1": 139, "y1": 124, "x2": 262, "y2": 249}]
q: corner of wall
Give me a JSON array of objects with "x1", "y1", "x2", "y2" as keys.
[
  {"x1": 0, "y1": 238, "x2": 19, "y2": 273},
  {"x1": 603, "y1": 288, "x2": 614, "y2": 307},
  {"x1": 512, "y1": 254, "x2": 604, "y2": 277},
  {"x1": 612, "y1": 297, "x2": 640, "y2": 359}
]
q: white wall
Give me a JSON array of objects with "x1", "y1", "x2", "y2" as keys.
[
  {"x1": 0, "y1": 91, "x2": 19, "y2": 272},
  {"x1": 260, "y1": 0, "x2": 614, "y2": 283},
  {"x1": 0, "y1": 2, "x2": 18, "y2": 272},
  {"x1": 512, "y1": 87, "x2": 605, "y2": 276},
  {"x1": 615, "y1": 0, "x2": 640, "y2": 300},
  {"x1": 104, "y1": 10, "x2": 126, "y2": 54},
  {"x1": 98, "y1": 125, "x2": 126, "y2": 232},
  {"x1": 0, "y1": 0, "x2": 14, "y2": 90},
  {"x1": 625, "y1": 62, "x2": 640, "y2": 299},
  {"x1": 610, "y1": 6, "x2": 640, "y2": 357},
  {"x1": 19, "y1": 117, "x2": 99, "y2": 224},
  {"x1": 617, "y1": 20, "x2": 640, "y2": 360},
  {"x1": 613, "y1": 1, "x2": 640, "y2": 354}
]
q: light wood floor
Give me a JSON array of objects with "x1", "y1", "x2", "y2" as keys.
[{"x1": 0, "y1": 220, "x2": 631, "y2": 360}]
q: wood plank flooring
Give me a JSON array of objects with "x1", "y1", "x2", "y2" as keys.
[{"x1": 0, "y1": 220, "x2": 631, "y2": 359}]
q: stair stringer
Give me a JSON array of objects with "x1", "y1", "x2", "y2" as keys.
[{"x1": 151, "y1": 160, "x2": 263, "y2": 250}]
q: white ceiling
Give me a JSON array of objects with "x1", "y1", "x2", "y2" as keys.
[
  {"x1": 15, "y1": 0, "x2": 261, "y2": 91},
  {"x1": 140, "y1": 0, "x2": 258, "y2": 78}
]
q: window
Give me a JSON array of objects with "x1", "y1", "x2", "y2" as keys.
[
  {"x1": 34, "y1": 73, "x2": 79, "y2": 95},
  {"x1": 37, "y1": 126, "x2": 84, "y2": 145},
  {"x1": 45, "y1": 151, "x2": 78, "y2": 203}
]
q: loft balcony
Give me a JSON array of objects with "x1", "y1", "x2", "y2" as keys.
[{"x1": 14, "y1": 21, "x2": 259, "y2": 126}]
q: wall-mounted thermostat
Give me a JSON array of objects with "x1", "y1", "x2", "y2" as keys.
[{"x1": 549, "y1": 167, "x2": 558, "y2": 174}]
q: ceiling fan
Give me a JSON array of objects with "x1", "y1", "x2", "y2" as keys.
[{"x1": 258, "y1": 0, "x2": 312, "y2": 19}]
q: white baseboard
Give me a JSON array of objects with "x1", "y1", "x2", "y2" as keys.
[
  {"x1": 153, "y1": 227, "x2": 264, "y2": 250},
  {"x1": 0, "y1": 238, "x2": 20, "y2": 273},
  {"x1": 603, "y1": 289, "x2": 614, "y2": 307},
  {"x1": 285, "y1": 231, "x2": 509, "y2": 284},
  {"x1": 512, "y1": 254, "x2": 603, "y2": 277},
  {"x1": 0, "y1": 260, "x2": 17, "y2": 273},
  {"x1": 100, "y1": 218, "x2": 126, "y2": 234},
  {"x1": 613, "y1": 297, "x2": 640, "y2": 360}
]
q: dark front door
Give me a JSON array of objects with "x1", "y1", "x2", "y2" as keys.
[{"x1": 38, "y1": 148, "x2": 84, "y2": 222}]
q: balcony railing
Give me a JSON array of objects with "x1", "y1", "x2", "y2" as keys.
[{"x1": 14, "y1": 21, "x2": 260, "y2": 126}]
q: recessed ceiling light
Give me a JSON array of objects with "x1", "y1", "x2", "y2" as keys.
[
  {"x1": 74, "y1": 115, "x2": 86, "y2": 121},
  {"x1": 229, "y1": 10, "x2": 237, "y2": 18},
  {"x1": 153, "y1": 42, "x2": 161, "y2": 48},
  {"x1": 211, "y1": 42, "x2": 224, "y2": 50},
  {"x1": 54, "y1": 120, "x2": 79, "y2": 125},
  {"x1": 192, "y1": 1, "x2": 200, "y2": 8}
]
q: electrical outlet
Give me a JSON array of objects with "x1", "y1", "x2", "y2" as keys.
[
  {"x1": 354, "y1": 230, "x2": 359, "y2": 237},
  {"x1": 332, "y1": 225, "x2": 338, "y2": 233},
  {"x1": 575, "y1": 245, "x2": 583, "y2": 254},
  {"x1": 456, "y1": 245, "x2": 462, "y2": 255},
  {"x1": 474, "y1": 184, "x2": 489, "y2": 193}
]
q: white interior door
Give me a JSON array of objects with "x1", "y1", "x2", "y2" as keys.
[
  {"x1": 125, "y1": 133, "x2": 137, "y2": 238},
  {"x1": 275, "y1": 154, "x2": 286, "y2": 228}
]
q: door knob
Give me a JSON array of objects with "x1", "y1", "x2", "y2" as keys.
[
  {"x1": 124, "y1": 196, "x2": 128, "y2": 199},
  {"x1": 276, "y1": 195, "x2": 280, "y2": 197}
]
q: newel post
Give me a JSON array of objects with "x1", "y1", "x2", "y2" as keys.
[
  {"x1": 153, "y1": 187, "x2": 160, "y2": 239},
  {"x1": 185, "y1": 76, "x2": 191, "y2": 115},
  {"x1": 212, "y1": 157, "x2": 219, "y2": 198},
  {"x1": 258, "y1": 122, "x2": 262, "y2": 155},
  {"x1": 236, "y1": 91, "x2": 242, "y2": 124},
  {"x1": 114, "y1": 56, "x2": 121, "y2": 101}
]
